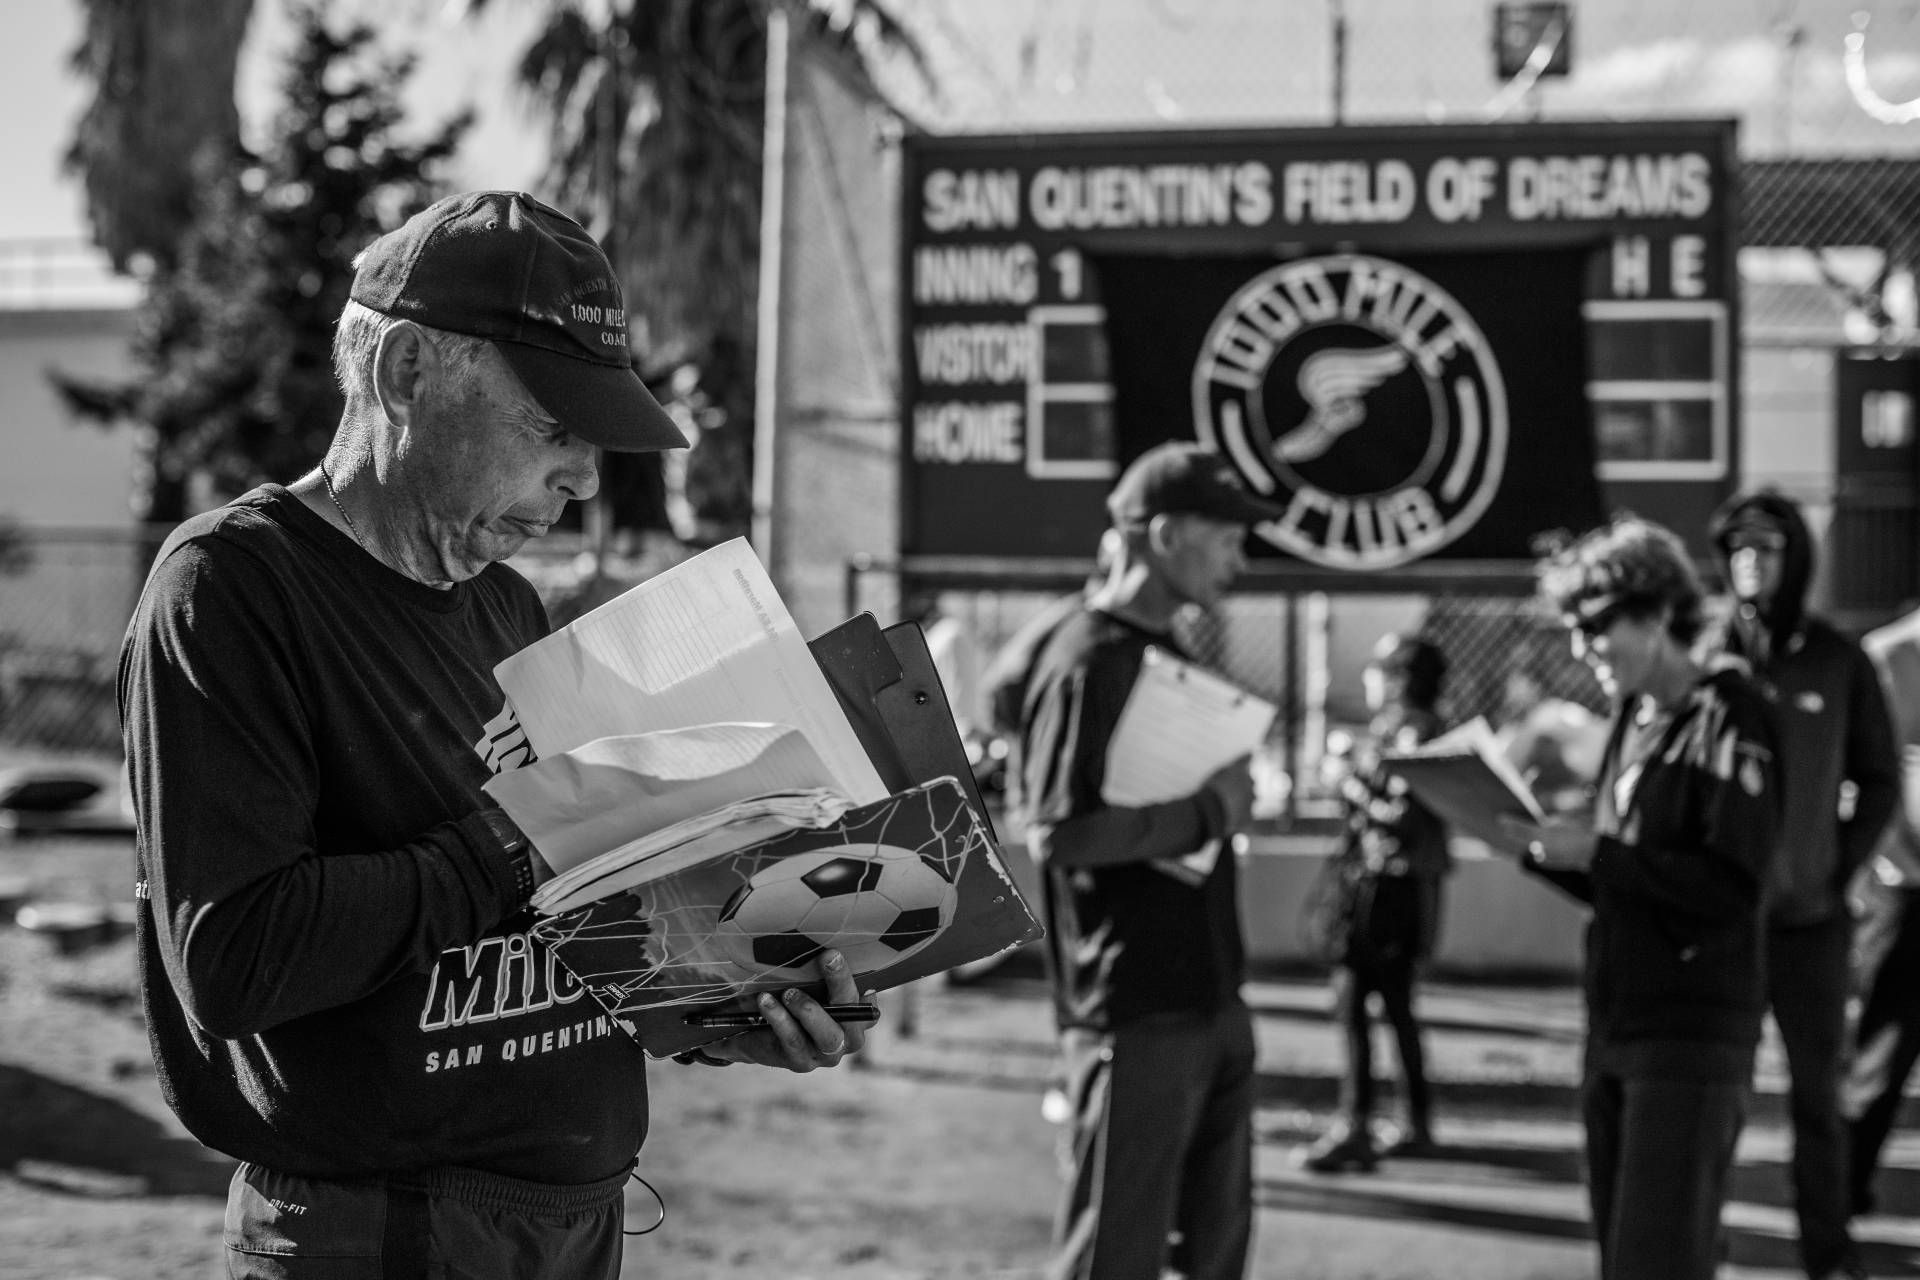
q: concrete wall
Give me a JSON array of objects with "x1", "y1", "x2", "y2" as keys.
[
  {"x1": 1237, "y1": 838, "x2": 1587, "y2": 979},
  {"x1": 0, "y1": 307, "x2": 138, "y2": 528},
  {"x1": 991, "y1": 808, "x2": 1586, "y2": 980},
  {"x1": 0, "y1": 306, "x2": 143, "y2": 658}
]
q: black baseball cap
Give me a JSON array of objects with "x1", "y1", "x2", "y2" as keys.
[
  {"x1": 349, "y1": 191, "x2": 688, "y2": 453},
  {"x1": 1106, "y1": 442, "x2": 1286, "y2": 527}
]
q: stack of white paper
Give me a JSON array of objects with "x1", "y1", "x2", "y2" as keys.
[
  {"x1": 480, "y1": 541, "x2": 890, "y2": 905},
  {"x1": 494, "y1": 539, "x2": 886, "y2": 805},
  {"x1": 483, "y1": 722, "x2": 841, "y2": 875}
]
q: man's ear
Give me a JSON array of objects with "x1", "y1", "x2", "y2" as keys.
[{"x1": 372, "y1": 321, "x2": 437, "y2": 428}]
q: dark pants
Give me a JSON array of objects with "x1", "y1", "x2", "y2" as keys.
[
  {"x1": 1766, "y1": 915, "x2": 1857, "y2": 1276},
  {"x1": 1582, "y1": 1053, "x2": 1748, "y2": 1280},
  {"x1": 1336, "y1": 875, "x2": 1434, "y2": 1131},
  {"x1": 1333, "y1": 958, "x2": 1431, "y2": 1130},
  {"x1": 1850, "y1": 889, "x2": 1920, "y2": 1215},
  {"x1": 1050, "y1": 1002, "x2": 1257, "y2": 1280},
  {"x1": 223, "y1": 1160, "x2": 629, "y2": 1279}
]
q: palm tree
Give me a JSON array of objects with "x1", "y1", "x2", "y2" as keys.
[
  {"x1": 472, "y1": 0, "x2": 931, "y2": 540},
  {"x1": 66, "y1": 0, "x2": 932, "y2": 539},
  {"x1": 54, "y1": 6, "x2": 470, "y2": 523},
  {"x1": 67, "y1": 0, "x2": 254, "y2": 270}
]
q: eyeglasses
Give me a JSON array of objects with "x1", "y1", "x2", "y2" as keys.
[
  {"x1": 1567, "y1": 599, "x2": 1628, "y2": 640},
  {"x1": 1725, "y1": 530, "x2": 1786, "y2": 554}
]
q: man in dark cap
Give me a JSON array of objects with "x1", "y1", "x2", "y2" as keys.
[
  {"x1": 1017, "y1": 440, "x2": 1283, "y2": 1280},
  {"x1": 1703, "y1": 488, "x2": 1899, "y2": 1280},
  {"x1": 122, "y1": 192, "x2": 865, "y2": 1279}
]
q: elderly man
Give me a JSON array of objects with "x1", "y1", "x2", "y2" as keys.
[
  {"x1": 1018, "y1": 441, "x2": 1282, "y2": 1280},
  {"x1": 122, "y1": 192, "x2": 864, "y2": 1280}
]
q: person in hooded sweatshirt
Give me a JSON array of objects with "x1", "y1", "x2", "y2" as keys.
[{"x1": 1703, "y1": 489, "x2": 1900, "y2": 1280}]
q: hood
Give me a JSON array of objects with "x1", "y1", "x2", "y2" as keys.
[{"x1": 1707, "y1": 488, "x2": 1814, "y2": 656}]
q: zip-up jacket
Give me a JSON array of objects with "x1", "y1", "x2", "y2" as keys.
[
  {"x1": 1706, "y1": 490, "x2": 1900, "y2": 926},
  {"x1": 1529, "y1": 666, "x2": 1780, "y2": 1053}
]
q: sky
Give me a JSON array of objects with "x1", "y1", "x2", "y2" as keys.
[
  {"x1": 0, "y1": 0, "x2": 547, "y2": 246},
  {"x1": 5, "y1": 0, "x2": 1919, "y2": 249}
]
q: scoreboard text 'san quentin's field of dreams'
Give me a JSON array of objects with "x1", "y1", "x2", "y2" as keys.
[{"x1": 898, "y1": 121, "x2": 1738, "y2": 574}]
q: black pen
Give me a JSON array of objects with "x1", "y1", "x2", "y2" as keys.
[{"x1": 683, "y1": 1002, "x2": 882, "y2": 1029}]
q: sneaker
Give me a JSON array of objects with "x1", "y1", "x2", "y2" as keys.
[
  {"x1": 1296, "y1": 1124, "x2": 1379, "y2": 1174},
  {"x1": 1377, "y1": 1122, "x2": 1439, "y2": 1159}
]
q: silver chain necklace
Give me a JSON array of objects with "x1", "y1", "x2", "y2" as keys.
[{"x1": 319, "y1": 462, "x2": 366, "y2": 549}]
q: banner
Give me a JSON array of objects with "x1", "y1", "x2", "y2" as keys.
[{"x1": 1093, "y1": 249, "x2": 1606, "y2": 569}]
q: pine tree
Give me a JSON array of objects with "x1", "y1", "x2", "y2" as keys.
[{"x1": 53, "y1": 5, "x2": 470, "y2": 523}]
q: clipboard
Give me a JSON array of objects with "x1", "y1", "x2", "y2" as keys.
[
  {"x1": 1102, "y1": 647, "x2": 1277, "y2": 808},
  {"x1": 806, "y1": 613, "x2": 1001, "y2": 844}
]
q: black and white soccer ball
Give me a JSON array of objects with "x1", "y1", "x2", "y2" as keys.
[{"x1": 714, "y1": 843, "x2": 957, "y2": 979}]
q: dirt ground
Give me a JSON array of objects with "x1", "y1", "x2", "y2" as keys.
[
  {"x1": 9, "y1": 825, "x2": 1920, "y2": 1280},
  {"x1": 0, "y1": 829, "x2": 1068, "y2": 1280}
]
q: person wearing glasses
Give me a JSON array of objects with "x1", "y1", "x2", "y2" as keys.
[
  {"x1": 1702, "y1": 490, "x2": 1897, "y2": 1280},
  {"x1": 1494, "y1": 515, "x2": 1780, "y2": 1280}
]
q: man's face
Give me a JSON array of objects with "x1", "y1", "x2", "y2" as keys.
[
  {"x1": 1725, "y1": 526, "x2": 1786, "y2": 606},
  {"x1": 1568, "y1": 603, "x2": 1664, "y2": 700},
  {"x1": 402, "y1": 342, "x2": 600, "y2": 582},
  {"x1": 1158, "y1": 513, "x2": 1249, "y2": 607}
]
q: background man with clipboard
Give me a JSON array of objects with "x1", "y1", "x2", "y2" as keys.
[{"x1": 1016, "y1": 441, "x2": 1282, "y2": 1280}]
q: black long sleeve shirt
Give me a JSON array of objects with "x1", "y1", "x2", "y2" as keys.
[{"x1": 121, "y1": 486, "x2": 649, "y2": 1182}]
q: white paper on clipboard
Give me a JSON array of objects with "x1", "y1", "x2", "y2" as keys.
[{"x1": 1102, "y1": 648, "x2": 1277, "y2": 883}]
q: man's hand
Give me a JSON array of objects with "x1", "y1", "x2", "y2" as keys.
[
  {"x1": 1497, "y1": 814, "x2": 1599, "y2": 872},
  {"x1": 1204, "y1": 755, "x2": 1257, "y2": 832},
  {"x1": 702, "y1": 949, "x2": 872, "y2": 1072}
]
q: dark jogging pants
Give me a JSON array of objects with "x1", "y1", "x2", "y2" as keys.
[
  {"x1": 1850, "y1": 889, "x2": 1920, "y2": 1216},
  {"x1": 223, "y1": 1160, "x2": 629, "y2": 1279},
  {"x1": 1766, "y1": 914, "x2": 1859, "y2": 1277},
  {"x1": 1582, "y1": 1047, "x2": 1749, "y2": 1280},
  {"x1": 1049, "y1": 1002, "x2": 1257, "y2": 1280}
]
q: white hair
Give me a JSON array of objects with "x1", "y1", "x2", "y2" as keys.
[{"x1": 331, "y1": 300, "x2": 492, "y2": 412}]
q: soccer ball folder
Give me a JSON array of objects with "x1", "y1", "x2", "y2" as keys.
[
  {"x1": 531, "y1": 775, "x2": 1038, "y2": 1058},
  {"x1": 532, "y1": 611, "x2": 1043, "y2": 1059}
]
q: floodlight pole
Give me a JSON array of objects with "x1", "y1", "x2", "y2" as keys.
[
  {"x1": 587, "y1": 7, "x2": 629, "y2": 578},
  {"x1": 1330, "y1": 0, "x2": 1348, "y2": 125},
  {"x1": 752, "y1": 0, "x2": 792, "y2": 560}
]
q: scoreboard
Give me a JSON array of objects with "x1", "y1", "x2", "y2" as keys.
[{"x1": 898, "y1": 120, "x2": 1739, "y2": 573}]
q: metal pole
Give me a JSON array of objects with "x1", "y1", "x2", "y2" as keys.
[
  {"x1": 1281, "y1": 590, "x2": 1299, "y2": 822},
  {"x1": 751, "y1": 1, "x2": 792, "y2": 561},
  {"x1": 844, "y1": 553, "x2": 872, "y2": 621},
  {"x1": 1330, "y1": 0, "x2": 1347, "y2": 126},
  {"x1": 587, "y1": 11, "x2": 627, "y2": 577}
]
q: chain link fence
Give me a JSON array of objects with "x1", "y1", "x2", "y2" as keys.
[
  {"x1": 863, "y1": 0, "x2": 1920, "y2": 343},
  {"x1": 846, "y1": 558, "x2": 1610, "y2": 824},
  {"x1": 0, "y1": 527, "x2": 669, "y2": 756},
  {"x1": 0, "y1": 529, "x2": 163, "y2": 753},
  {"x1": 878, "y1": 0, "x2": 1920, "y2": 155}
]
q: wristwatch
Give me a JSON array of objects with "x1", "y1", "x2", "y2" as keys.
[{"x1": 478, "y1": 808, "x2": 537, "y2": 902}]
